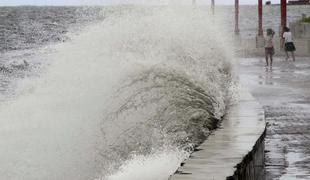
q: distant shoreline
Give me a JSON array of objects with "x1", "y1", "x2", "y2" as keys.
[{"x1": 1, "y1": 4, "x2": 310, "y2": 7}]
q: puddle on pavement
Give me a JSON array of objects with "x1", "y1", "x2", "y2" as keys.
[{"x1": 280, "y1": 152, "x2": 310, "y2": 180}]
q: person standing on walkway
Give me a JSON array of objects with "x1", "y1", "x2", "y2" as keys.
[
  {"x1": 283, "y1": 27, "x2": 296, "y2": 61},
  {"x1": 265, "y1": 28, "x2": 275, "y2": 68}
]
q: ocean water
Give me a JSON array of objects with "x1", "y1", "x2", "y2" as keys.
[
  {"x1": 0, "y1": 5, "x2": 308, "y2": 180},
  {"x1": 0, "y1": 6, "x2": 104, "y2": 51},
  {"x1": 0, "y1": 6, "x2": 103, "y2": 102},
  {"x1": 0, "y1": 6, "x2": 234, "y2": 180}
]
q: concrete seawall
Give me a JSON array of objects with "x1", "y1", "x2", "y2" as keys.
[
  {"x1": 227, "y1": 128, "x2": 266, "y2": 180},
  {"x1": 169, "y1": 87, "x2": 266, "y2": 180}
]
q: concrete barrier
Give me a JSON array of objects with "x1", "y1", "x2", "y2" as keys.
[
  {"x1": 290, "y1": 22, "x2": 310, "y2": 56},
  {"x1": 235, "y1": 38, "x2": 310, "y2": 57},
  {"x1": 290, "y1": 22, "x2": 310, "y2": 39},
  {"x1": 227, "y1": 129, "x2": 265, "y2": 180},
  {"x1": 169, "y1": 87, "x2": 266, "y2": 180}
]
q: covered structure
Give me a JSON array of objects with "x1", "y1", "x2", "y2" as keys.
[{"x1": 192, "y1": 0, "x2": 287, "y2": 47}]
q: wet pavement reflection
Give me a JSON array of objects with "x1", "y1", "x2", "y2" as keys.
[{"x1": 240, "y1": 57, "x2": 310, "y2": 180}]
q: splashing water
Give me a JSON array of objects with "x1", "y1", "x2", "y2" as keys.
[
  {"x1": 0, "y1": 6, "x2": 234, "y2": 180},
  {"x1": 102, "y1": 148, "x2": 188, "y2": 180}
]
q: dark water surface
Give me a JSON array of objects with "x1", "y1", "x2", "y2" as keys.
[
  {"x1": 0, "y1": 6, "x2": 104, "y2": 102},
  {"x1": 0, "y1": 6, "x2": 103, "y2": 52}
]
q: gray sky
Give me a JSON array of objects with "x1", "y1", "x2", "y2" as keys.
[{"x1": 0, "y1": 0, "x2": 282, "y2": 6}]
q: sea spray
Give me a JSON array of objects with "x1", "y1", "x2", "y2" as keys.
[
  {"x1": 103, "y1": 148, "x2": 189, "y2": 180},
  {"x1": 0, "y1": 6, "x2": 234, "y2": 180},
  {"x1": 95, "y1": 7, "x2": 234, "y2": 179}
]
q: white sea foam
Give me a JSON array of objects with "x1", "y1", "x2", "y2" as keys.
[
  {"x1": 103, "y1": 149, "x2": 189, "y2": 180},
  {"x1": 0, "y1": 6, "x2": 233, "y2": 180}
]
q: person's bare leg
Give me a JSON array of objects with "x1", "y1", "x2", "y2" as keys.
[
  {"x1": 266, "y1": 54, "x2": 269, "y2": 66},
  {"x1": 285, "y1": 51, "x2": 289, "y2": 60},
  {"x1": 270, "y1": 54, "x2": 273, "y2": 68},
  {"x1": 292, "y1": 51, "x2": 295, "y2": 61}
]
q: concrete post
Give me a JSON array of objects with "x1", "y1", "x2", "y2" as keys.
[
  {"x1": 280, "y1": 0, "x2": 287, "y2": 49},
  {"x1": 256, "y1": 0, "x2": 265, "y2": 47},
  {"x1": 258, "y1": 0, "x2": 263, "y2": 36},
  {"x1": 211, "y1": 0, "x2": 215, "y2": 15},
  {"x1": 235, "y1": 0, "x2": 240, "y2": 34}
]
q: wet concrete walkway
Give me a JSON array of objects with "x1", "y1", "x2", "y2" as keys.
[
  {"x1": 169, "y1": 85, "x2": 265, "y2": 179},
  {"x1": 239, "y1": 57, "x2": 310, "y2": 180}
]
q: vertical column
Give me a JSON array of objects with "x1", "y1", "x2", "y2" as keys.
[
  {"x1": 280, "y1": 0, "x2": 287, "y2": 48},
  {"x1": 235, "y1": 0, "x2": 240, "y2": 34},
  {"x1": 256, "y1": 0, "x2": 264, "y2": 47},
  {"x1": 192, "y1": 0, "x2": 196, "y2": 6},
  {"x1": 281, "y1": 0, "x2": 287, "y2": 31},
  {"x1": 258, "y1": 0, "x2": 263, "y2": 36},
  {"x1": 211, "y1": 0, "x2": 215, "y2": 15}
]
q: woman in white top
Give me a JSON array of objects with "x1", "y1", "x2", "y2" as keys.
[{"x1": 283, "y1": 27, "x2": 296, "y2": 61}]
